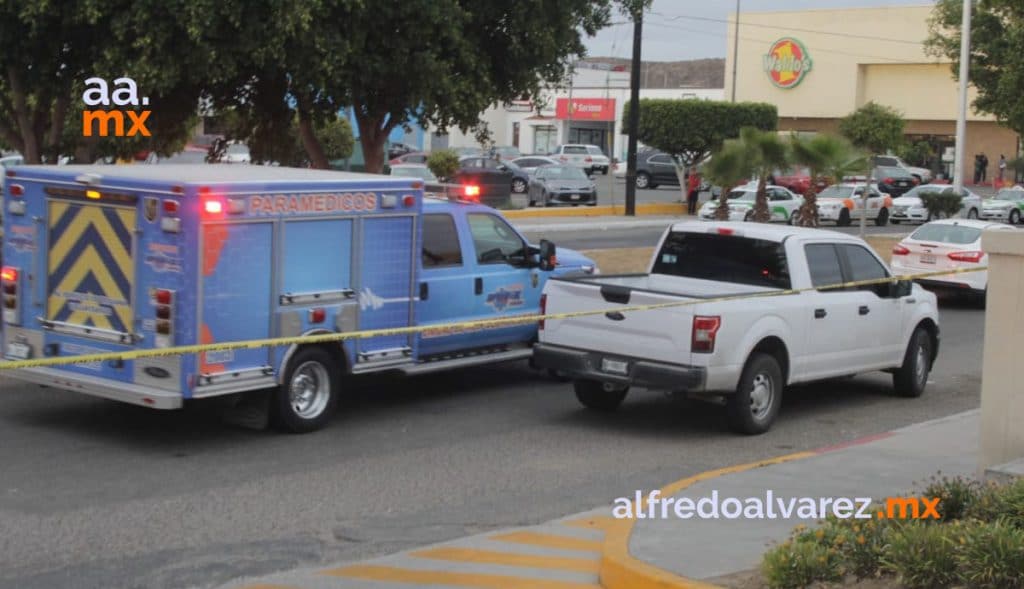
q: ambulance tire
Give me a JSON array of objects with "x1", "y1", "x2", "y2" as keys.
[{"x1": 274, "y1": 346, "x2": 340, "y2": 433}]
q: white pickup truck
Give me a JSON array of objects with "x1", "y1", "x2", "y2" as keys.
[{"x1": 533, "y1": 222, "x2": 940, "y2": 434}]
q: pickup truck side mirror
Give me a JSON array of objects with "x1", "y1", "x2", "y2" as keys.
[
  {"x1": 538, "y1": 239, "x2": 557, "y2": 272},
  {"x1": 889, "y1": 279, "x2": 913, "y2": 298}
]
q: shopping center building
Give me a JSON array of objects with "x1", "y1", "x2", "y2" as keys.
[{"x1": 726, "y1": 4, "x2": 1018, "y2": 183}]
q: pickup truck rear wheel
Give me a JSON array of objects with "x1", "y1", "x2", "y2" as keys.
[
  {"x1": 273, "y1": 346, "x2": 340, "y2": 433},
  {"x1": 574, "y1": 379, "x2": 629, "y2": 412},
  {"x1": 727, "y1": 353, "x2": 783, "y2": 435},
  {"x1": 893, "y1": 327, "x2": 932, "y2": 398}
]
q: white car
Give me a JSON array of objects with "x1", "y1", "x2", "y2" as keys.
[
  {"x1": 874, "y1": 155, "x2": 933, "y2": 184},
  {"x1": 891, "y1": 219, "x2": 1017, "y2": 303},
  {"x1": 890, "y1": 185, "x2": 982, "y2": 224},
  {"x1": 816, "y1": 183, "x2": 894, "y2": 226},
  {"x1": 980, "y1": 186, "x2": 1024, "y2": 224},
  {"x1": 534, "y1": 222, "x2": 939, "y2": 434},
  {"x1": 512, "y1": 155, "x2": 560, "y2": 176},
  {"x1": 698, "y1": 185, "x2": 803, "y2": 223},
  {"x1": 584, "y1": 145, "x2": 611, "y2": 175},
  {"x1": 549, "y1": 144, "x2": 602, "y2": 175}
]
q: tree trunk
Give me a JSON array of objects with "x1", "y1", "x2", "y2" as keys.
[
  {"x1": 797, "y1": 180, "x2": 820, "y2": 227},
  {"x1": 714, "y1": 185, "x2": 731, "y2": 220},
  {"x1": 297, "y1": 108, "x2": 329, "y2": 169},
  {"x1": 673, "y1": 162, "x2": 688, "y2": 204},
  {"x1": 6, "y1": 67, "x2": 41, "y2": 163},
  {"x1": 753, "y1": 175, "x2": 771, "y2": 222},
  {"x1": 354, "y1": 111, "x2": 394, "y2": 174},
  {"x1": 45, "y1": 94, "x2": 70, "y2": 161}
]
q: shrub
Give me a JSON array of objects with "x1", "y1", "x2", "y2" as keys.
[
  {"x1": 966, "y1": 478, "x2": 1024, "y2": 528},
  {"x1": 919, "y1": 474, "x2": 979, "y2": 521},
  {"x1": 427, "y1": 149, "x2": 460, "y2": 182},
  {"x1": 762, "y1": 537, "x2": 844, "y2": 589},
  {"x1": 955, "y1": 520, "x2": 1024, "y2": 589},
  {"x1": 880, "y1": 520, "x2": 960, "y2": 589},
  {"x1": 919, "y1": 190, "x2": 963, "y2": 219}
]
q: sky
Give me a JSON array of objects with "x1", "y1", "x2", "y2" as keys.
[{"x1": 585, "y1": 0, "x2": 935, "y2": 61}]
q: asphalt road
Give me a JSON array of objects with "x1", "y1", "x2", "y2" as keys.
[{"x1": 0, "y1": 301, "x2": 984, "y2": 589}]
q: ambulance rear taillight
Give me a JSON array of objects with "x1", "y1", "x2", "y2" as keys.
[
  {"x1": 2, "y1": 266, "x2": 20, "y2": 325},
  {"x1": 153, "y1": 289, "x2": 175, "y2": 347}
]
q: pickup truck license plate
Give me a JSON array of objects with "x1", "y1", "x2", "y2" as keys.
[
  {"x1": 601, "y1": 358, "x2": 629, "y2": 375},
  {"x1": 7, "y1": 342, "x2": 31, "y2": 360},
  {"x1": 920, "y1": 254, "x2": 937, "y2": 264}
]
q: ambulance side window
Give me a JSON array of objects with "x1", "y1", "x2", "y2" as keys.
[{"x1": 422, "y1": 214, "x2": 463, "y2": 268}]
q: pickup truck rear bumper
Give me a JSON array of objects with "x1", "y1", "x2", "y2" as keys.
[{"x1": 533, "y1": 343, "x2": 706, "y2": 390}]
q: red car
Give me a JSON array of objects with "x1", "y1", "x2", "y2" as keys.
[{"x1": 770, "y1": 167, "x2": 829, "y2": 195}]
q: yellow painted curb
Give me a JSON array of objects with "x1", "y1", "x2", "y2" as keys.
[
  {"x1": 599, "y1": 451, "x2": 817, "y2": 589},
  {"x1": 503, "y1": 202, "x2": 686, "y2": 219}
]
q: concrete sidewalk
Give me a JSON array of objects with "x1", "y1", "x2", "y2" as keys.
[{"x1": 613, "y1": 410, "x2": 980, "y2": 588}]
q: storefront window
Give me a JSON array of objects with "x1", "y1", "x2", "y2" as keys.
[{"x1": 534, "y1": 125, "x2": 557, "y2": 155}]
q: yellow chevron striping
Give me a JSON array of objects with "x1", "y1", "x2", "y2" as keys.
[
  {"x1": 322, "y1": 564, "x2": 601, "y2": 588},
  {"x1": 49, "y1": 204, "x2": 133, "y2": 276},
  {"x1": 411, "y1": 546, "x2": 600, "y2": 573},
  {"x1": 488, "y1": 531, "x2": 602, "y2": 554},
  {"x1": 48, "y1": 244, "x2": 132, "y2": 330}
]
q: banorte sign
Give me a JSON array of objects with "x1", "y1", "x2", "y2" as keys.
[{"x1": 763, "y1": 38, "x2": 812, "y2": 89}]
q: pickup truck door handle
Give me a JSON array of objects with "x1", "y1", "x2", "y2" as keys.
[
  {"x1": 419, "y1": 282, "x2": 429, "y2": 301},
  {"x1": 859, "y1": 305, "x2": 870, "y2": 316},
  {"x1": 814, "y1": 308, "x2": 827, "y2": 319},
  {"x1": 474, "y1": 277, "x2": 483, "y2": 295}
]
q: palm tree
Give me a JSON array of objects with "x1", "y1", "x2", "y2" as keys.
[
  {"x1": 704, "y1": 127, "x2": 789, "y2": 223},
  {"x1": 790, "y1": 134, "x2": 866, "y2": 227}
]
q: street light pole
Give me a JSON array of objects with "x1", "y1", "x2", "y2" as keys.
[
  {"x1": 730, "y1": 0, "x2": 740, "y2": 102},
  {"x1": 625, "y1": 6, "x2": 643, "y2": 217},
  {"x1": 953, "y1": 0, "x2": 972, "y2": 193}
]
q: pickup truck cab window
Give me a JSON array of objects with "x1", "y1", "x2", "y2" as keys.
[
  {"x1": 467, "y1": 213, "x2": 526, "y2": 264},
  {"x1": 652, "y1": 231, "x2": 791, "y2": 289},
  {"x1": 805, "y1": 244, "x2": 845, "y2": 290},
  {"x1": 839, "y1": 244, "x2": 889, "y2": 296},
  {"x1": 422, "y1": 213, "x2": 463, "y2": 268}
]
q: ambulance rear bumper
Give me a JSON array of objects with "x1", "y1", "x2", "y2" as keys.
[{"x1": 3, "y1": 367, "x2": 183, "y2": 409}]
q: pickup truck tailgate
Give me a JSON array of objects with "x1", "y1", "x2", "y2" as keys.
[{"x1": 540, "y1": 276, "x2": 696, "y2": 366}]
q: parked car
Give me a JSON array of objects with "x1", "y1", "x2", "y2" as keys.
[
  {"x1": 584, "y1": 145, "x2": 611, "y2": 175},
  {"x1": 0, "y1": 154, "x2": 24, "y2": 169},
  {"x1": 389, "y1": 163, "x2": 438, "y2": 182},
  {"x1": 890, "y1": 185, "x2": 982, "y2": 224},
  {"x1": 490, "y1": 145, "x2": 522, "y2": 160},
  {"x1": 871, "y1": 165, "x2": 919, "y2": 197},
  {"x1": 816, "y1": 182, "x2": 893, "y2": 226},
  {"x1": 891, "y1": 219, "x2": 1017, "y2": 305},
  {"x1": 452, "y1": 146, "x2": 485, "y2": 158},
  {"x1": 222, "y1": 142, "x2": 251, "y2": 164},
  {"x1": 634, "y1": 151, "x2": 681, "y2": 189},
  {"x1": 534, "y1": 222, "x2": 939, "y2": 434},
  {"x1": 549, "y1": 144, "x2": 600, "y2": 175},
  {"x1": 527, "y1": 165, "x2": 597, "y2": 207},
  {"x1": 453, "y1": 156, "x2": 513, "y2": 207},
  {"x1": 873, "y1": 155, "x2": 933, "y2": 184},
  {"x1": 501, "y1": 159, "x2": 531, "y2": 194},
  {"x1": 390, "y1": 151, "x2": 429, "y2": 165},
  {"x1": 512, "y1": 155, "x2": 560, "y2": 176},
  {"x1": 387, "y1": 142, "x2": 415, "y2": 160},
  {"x1": 769, "y1": 167, "x2": 830, "y2": 195},
  {"x1": 980, "y1": 186, "x2": 1024, "y2": 224},
  {"x1": 698, "y1": 185, "x2": 803, "y2": 223}
]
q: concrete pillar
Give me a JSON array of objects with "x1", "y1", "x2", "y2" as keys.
[{"x1": 980, "y1": 228, "x2": 1024, "y2": 469}]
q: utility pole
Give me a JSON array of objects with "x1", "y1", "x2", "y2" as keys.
[
  {"x1": 730, "y1": 0, "x2": 741, "y2": 102},
  {"x1": 625, "y1": 6, "x2": 643, "y2": 216},
  {"x1": 953, "y1": 0, "x2": 972, "y2": 193},
  {"x1": 566, "y1": 62, "x2": 575, "y2": 144}
]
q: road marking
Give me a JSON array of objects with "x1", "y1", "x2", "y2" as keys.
[
  {"x1": 411, "y1": 546, "x2": 599, "y2": 573},
  {"x1": 322, "y1": 564, "x2": 601, "y2": 588},
  {"x1": 489, "y1": 531, "x2": 602, "y2": 553},
  {"x1": 561, "y1": 515, "x2": 618, "y2": 531}
]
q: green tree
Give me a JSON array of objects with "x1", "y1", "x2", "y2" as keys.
[
  {"x1": 211, "y1": 110, "x2": 354, "y2": 167},
  {"x1": 838, "y1": 102, "x2": 905, "y2": 155},
  {"x1": 927, "y1": 1, "x2": 1024, "y2": 136},
  {"x1": 790, "y1": 134, "x2": 865, "y2": 226},
  {"x1": 702, "y1": 127, "x2": 788, "y2": 223},
  {"x1": 427, "y1": 150, "x2": 461, "y2": 182},
  {"x1": 628, "y1": 99, "x2": 777, "y2": 200}
]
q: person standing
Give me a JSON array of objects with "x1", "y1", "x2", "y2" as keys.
[
  {"x1": 974, "y1": 154, "x2": 982, "y2": 184},
  {"x1": 999, "y1": 154, "x2": 1007, "y2": 183},
  {"x1": 980, "y1": 153, "x2": 989, "y2": 183},
  {"x1": 686, "y1": 167, "x2": 701, "y2": 215}
]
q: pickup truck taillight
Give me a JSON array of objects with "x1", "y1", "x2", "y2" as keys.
[
  {"x1": 539, "y1": 294, "x2": 547, "y2": 330},
  {"x1": 691, "y1": 315, "x2": 721, "y2": 353}
]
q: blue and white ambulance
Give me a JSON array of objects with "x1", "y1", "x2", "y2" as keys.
[{"x1": 1, "y1": 165, "x2": 595, "y2": 431}]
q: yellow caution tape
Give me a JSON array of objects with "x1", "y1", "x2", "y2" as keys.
[{"x1": 0, "y1": 266, "x2": 985, "y2": 370}]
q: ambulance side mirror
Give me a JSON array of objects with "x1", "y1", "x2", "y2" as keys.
[{"x1": 538, "y1": 239, "x2": 557, "y2": 272}]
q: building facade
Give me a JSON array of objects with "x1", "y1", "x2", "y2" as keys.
[
  {"x1": 432, "y1": 65, "x2": 723, "y2": 160},
  {"x1": 725, "y1": 4, "x2": 1019, "y2": 183}
]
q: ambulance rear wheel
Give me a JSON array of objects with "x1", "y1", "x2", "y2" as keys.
[{"x1": 274, "y1": 347, "x2": 340, "y2": 433}]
